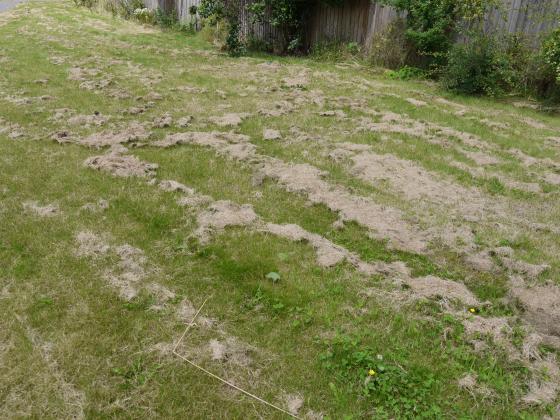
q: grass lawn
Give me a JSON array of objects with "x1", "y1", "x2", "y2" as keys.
[{"x1": 1, "y1": 1, "x2": 560, "y2": 418}]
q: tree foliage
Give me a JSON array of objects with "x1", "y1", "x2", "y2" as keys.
[
  {"x1": 379, "y1": 0, "x2": 498, "y2": 66},
  {"x1": 247, "y1": 0, "x2": 309, "y2": 53},
  {"x1": 199, "y1": 0, "x2": 244, "y2": 55},
  {"x1": 201, "y1": 0, "x2": 339, "y2": 55},
  {"x1": 543, "y1": 27, "x2": 560, "y2": 82}
]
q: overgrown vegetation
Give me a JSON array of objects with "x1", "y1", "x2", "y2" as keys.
[
  {"x1": 73, "y1": 0, "x2": 560, "y2": 102},
  {"x1": 199, "y1": 0, "x2": 245, "y2": 55},
  {"x1": 377, "y1": 0, "x2": 560, "y2": 102},
  {"x1": 76, "y1": 0, "x2": 196, "y2": 33},
  {"x1": 71, "y1": 0, "x2": 560, "y2": 102},
  {"x1": 442, "y1": 33, "x2": 517, "y2": 95},
  {"x1": 369, "y1": 18, "x2": 410, "y2": 69},
  {"x1": 200, "y1": 0, "x2": 338, "y2": 55},
  {"x1": 543, "y1": 27, "x2": 560, "y2": 83},
  {"x1": 309, "y1": 41, "x2": 361, "y2": 61},
  {"x1": 199, "y1": 0, "x2": 310, "y2": 55},
  {"x1": 247, "y1": 0, "x2": 309, "y2": 54},
  {"x1": 379, "y1": 0, "x2": 499, "y2": 67},
  {"x1": 442, "y1": 30, "x2": 560, "y2": 101}
]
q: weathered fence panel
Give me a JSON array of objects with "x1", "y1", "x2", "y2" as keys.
[
  {"x1": 174, "y1": 0, "x2": 199, "y2": 21},
  {"x1": 144, "y1": 0, "x2": 560, "y2": 48},
  {"x1": 144, "y1": 0, "x2": 199, "y2": 22},
  {"x1": 238, "y1": 0, "x2": 280, "y2": 46},
  {"x1": 306, "y1": 0, "x2": 397, "y2": 47},
  {"x1": 483, "y1": 0, "x2": 560, "y2": 40},
  {"x1": 308, "y1": 0, "x2": 560, "y2": 49}
]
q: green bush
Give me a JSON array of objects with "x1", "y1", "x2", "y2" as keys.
[
  {"x1": 543, "y1": 27, "x2": 560, "y2": 81},
  {"x1": 246, "y1": 34, "x2": 272, "y2": 53},
  {"x1": 225, "y1": 21, "x2": 244, "y2": 56},
  {"x1": 387, "y1": 65, "x2": 426, "y2": 80},
  {"x1": 133, "y1": 7, "x2": 155, "y2": 24},
  {"x1": 155, "y1": 7, "x2": 179, "y2": 28},
  {"x1": 198, "y1": 0, "x2": 224, "y2": 19},
  {"x1": 247, "y1": 0, "x2": 308, "y2": 54},
  {"x1": 393, "y1": 0, "x2": 456, "y2": 62},
  {"x1": 200, "y1": 17, "x2": 228, "y2": 47},
  {"x1": 199, "y1": 0, "x2": 245, "y2": 56},
  {"x1": 523, "y1": 29, "x2": 560, "y2": 102},
  {"x1": 442, "y1": 34, "x2": 516, "y2": 96},
  {"x1": 380, "y1": 0, "x2": 497, "y2": 68},
  {"x1": 527, "y1": 60, "x2": 560, "y2": 102}
]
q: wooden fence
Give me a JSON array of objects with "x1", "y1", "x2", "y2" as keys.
[
  {"x1": 483, "y1": 0, "x2": 560, "y2": 39},
  {"x1": 307, "y1": 0, "x2": 560, "y2": 48},
  {"x1": 238, "y1": 0, "x2": 280, "y2": 46},
  {"x1": 144, "y1": 0, "x2": 199, "y2": 22},
  {"x1": 306, "y1": 0, "x2": 398, "y2": 48},
  {"x1": 146, "y1": 0, "x2": 560, "y2": 48}
]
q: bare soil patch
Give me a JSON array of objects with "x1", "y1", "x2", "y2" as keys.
[
  {"x1": 510, "y1": 276, "x2": 560, "y2": 337},
  {"x1": 67, "y1": 113, "x2": 108, "y2": 128},
  {"x1": 195, "y1": 200, "x2": 259, "y2": 244},
  {"x1": 263, "y1": 128, "x2": 281, "y2": 140},
  {"x1": 404, "y1": 275, "x2": 479, "y2": 306},
  {"x1": 84, "y1": 150, "x2": 158, "y2": 178},
  {"x1": 23, "y1": 201, "x2": 59, "y2": 217},
  {"x1": 208, "y1": 113, "x2": 250, "y2": 127},
  {"x1": 78, "y1": 122, "x2": 150, "y2": 149},
  {"x1": 74, "y1": 231, "x2": 110, "y2": 257},
  {"x1": 264, "y1": 223, "x2": 376, "y2": 274},
  {"x1": 155, "y1": 131, "x2": 428, "y2": 253}
]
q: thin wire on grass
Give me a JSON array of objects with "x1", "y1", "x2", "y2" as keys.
[{"x1": 172, "y1": 297, "x2": 300, "y2": 419}]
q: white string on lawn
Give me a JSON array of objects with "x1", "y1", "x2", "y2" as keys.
[{"x1": 172, "y1": 297, "x2": 300, "y2": 419}]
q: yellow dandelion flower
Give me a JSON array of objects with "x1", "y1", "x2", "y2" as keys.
[
  {"x1": 368, "y1": 369, "x2": 376, "y2": 376},
  {"x1": 469, "y1": 308, "x2": 476, "y2": 314}
]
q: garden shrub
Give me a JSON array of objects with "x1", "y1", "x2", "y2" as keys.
[
  {"x1": 225, "y1": 20, "x2": 244, "y2": 56},
  {"x1": 525, "y1": 28, "x2": 560, "y2": 102},
  {"x1": 98, "y1": 0, "x2": 119, "y2": 17},
  {"x1": 501, "y1": 33, "x2": 533, "y2": 91},
  {"x1": 133, "y1": 7, "x2": 155, "y2": 24},
  {"x1": 246, "y1": 34, "x2": 272, "y2": 53},
  {"x1": 198, "y1": 0, "x2": 224, "y2": 19},
  {"x1": 386, "y1": 0, "x2": 456, "y2": 66},
  {"x1": 200, "y1": 18, "x2": 228, "y2": 48},
  {"x1": 155, "y1": 7, "x2": 179, "y2": 28},
  {"x1": 441, "y1": 29, "x2": 560, "y2": 102},
  {"x1": 442, "y1": 33, "x2": 516, "y2": 96},
  {"x1": 379, "y1": 0, "x2": 498, "y2": 69},
  {"x1": 387, "y1": 65, "x2": 426, "y2": 80},
  {"x1": 379, "y1": 0, "x2": 560, "y2": 103},
  {"x1": 247, "y1": 0, "x2": 309, "y2": 54},
  {"x1": 199, "y1": 0, "x2": 243, "y2": 56},
  {"x1": 543, "y1": 27, "x2": 560, "y2": 83}
]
